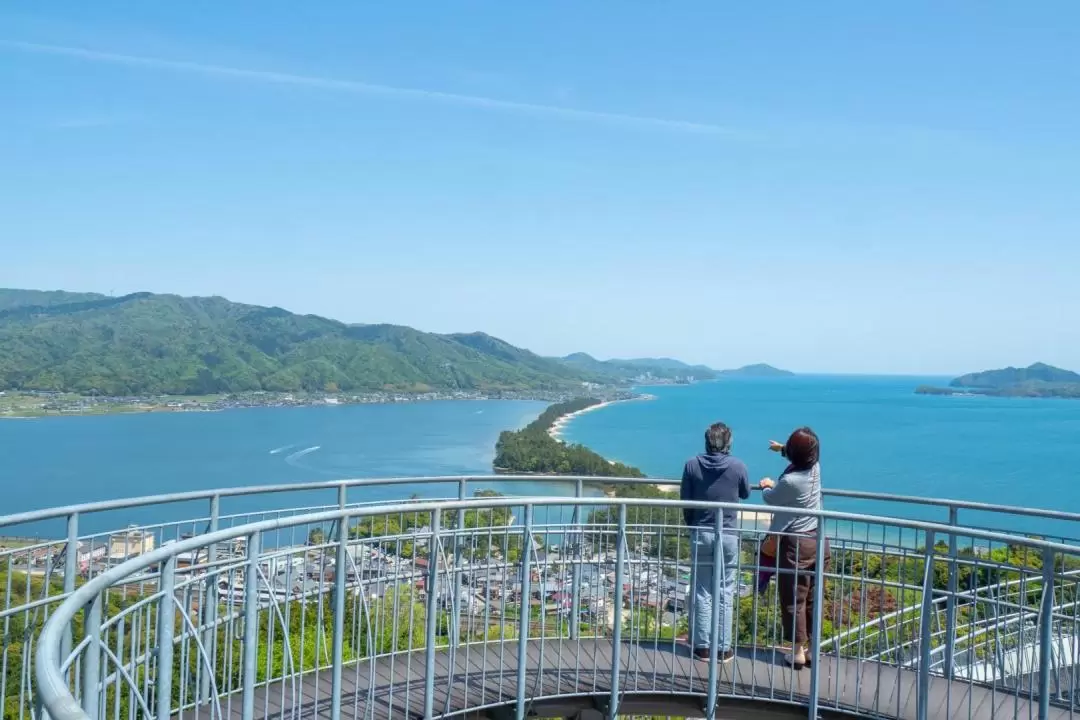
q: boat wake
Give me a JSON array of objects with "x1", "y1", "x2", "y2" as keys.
[
  {"x1": 269, "y1": 444, "x2": 296, "y2": 455},
  {"x1": 285, "y1": 446, "x2": 321, "y2": 466}
]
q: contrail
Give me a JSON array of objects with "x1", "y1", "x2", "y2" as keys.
[{"x1": 1, "y1": 40, "x2": 738, "y2": 136}]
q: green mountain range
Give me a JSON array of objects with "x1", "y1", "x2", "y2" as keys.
[
  {"x1": 916, "y1": 362, "x2": 1080, "y2": 398},
  {"x1": 0, "y1": 288, "x2": 736, "y2": 396},
  {"x1": 0, "y1": 289, "x2": 604, "y2": 395}
]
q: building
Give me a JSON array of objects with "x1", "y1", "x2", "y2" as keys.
[{"x1": 108, "y1": 527, "x2": 155, "y2": 561}]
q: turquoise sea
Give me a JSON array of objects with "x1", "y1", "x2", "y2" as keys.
[
  {"x1": 563, "y1": 376, "x2": 1080, "y2": 541},
  {"x1": 3, "y1": 377, "x2": 1079, "y2": 541},
  {"x1": 0, "y1": 400, "x2": 555, "y2": 536}
]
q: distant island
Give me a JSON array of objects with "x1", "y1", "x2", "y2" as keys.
[
  {"x1": 0, "y1": 288, "x2": 710, "y2": 397},
  {"x1": 915, "y1": 362, "x2": 1080, "y2": 399},
  {"x1": 556, "y1": 352, "x2": 716, "y2": 382},
  {"x1": 718, "y1": 363, "x2": 794, "y2": 378}
]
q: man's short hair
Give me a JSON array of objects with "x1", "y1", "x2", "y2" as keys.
[{"x1": 705, "y1": 422, "x2": 732, "y2": 454}]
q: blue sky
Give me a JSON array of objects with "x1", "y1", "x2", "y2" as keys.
[{"x1": 2, "y1": 3, "x2": 1077, "y2": 374}]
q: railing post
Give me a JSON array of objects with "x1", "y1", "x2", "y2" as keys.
[
  {"x1": 451, "y1": 478, "x2": 467, "y2": 649},
  {"x1": 156, "y1": 555, "x2": 178, "y2": 720},
  {"x1": 241, "y1": 532, "x2": 261, "y2": 720},
  {"x1": 338, "y1": 484, "x2": 347, "y2": 509},
  {"x1": 330, "y1": 510, "x2": 350, "y2": 720},
  {"x1": 424, "y1": 509, "x2": 442, "y2": 720},
  {"x1": 199, "y1": 494, "x2": 220, "y2": 707},
  {"x1": 516, "y1": 504, "x2": 533, "y2": 720},
  {"x1": 706, "y1": 512, "x2": 724, "y2": 720},
  {"x1": 609, "y1": 504, "x2": 626, "y2": 720},
  {"x1": 943, "y1": 506, "x2": 959, "y2": 680},
  {"x1": 570, "y1": 478, "x2": 583, "y2": 641},
  {"x1": 80, "y1": 592, "x2": 103, "y2": 719},
  {"x1": 916, "y1": 530, "x2": 936, "y2": 720},
  {"x1": 1037, "y1": 546, "x2": 1056, "y2": 720},
  {"x1": 61, "y1": 513, "x2": 79, "y2": 663},
  {"x1": 808, "y1": 521, "x2": 829, "y2": 720}
]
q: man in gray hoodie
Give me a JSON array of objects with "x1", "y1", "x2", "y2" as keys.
[{"x1": 681, "y1": 421, "x2": 750, "y2": 661}]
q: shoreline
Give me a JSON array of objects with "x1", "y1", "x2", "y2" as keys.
[
  {"x1": 0, "y1": 392, "x2": 619, "y2": 420},
  {"x1": 547, "y1": 393, "x2": 656, "y2": 442}
]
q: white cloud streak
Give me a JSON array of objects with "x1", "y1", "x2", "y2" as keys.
[{"x1": 3, "y1": 40, "x2": 739, "y2": 136}]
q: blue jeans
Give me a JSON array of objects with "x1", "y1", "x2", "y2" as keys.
[{"x1": 689, "y1": 528, "x2": 739, "y2": 652}]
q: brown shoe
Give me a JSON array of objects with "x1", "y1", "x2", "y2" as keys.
[{"x1": 722, "y1": 649, "x2": 735, "y2": 664}]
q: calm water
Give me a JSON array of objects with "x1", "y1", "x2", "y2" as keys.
[
  {"x1": 3, "y1": 378, "x2": 1079, "y2": 541},
  {"x1": 0, "y1": 400, "x2": 560, "y2": 536},
  {"x1": 564, "y1": 376, "x2": 1080, "y2": 540}
]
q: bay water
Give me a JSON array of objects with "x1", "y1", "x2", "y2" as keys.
[
  {"x1": 563, "y1": 376, "x2": 1080, "y2": 540},
  {"x1": 3, "y1": 377, "x2": 1078, "y2": 541}
]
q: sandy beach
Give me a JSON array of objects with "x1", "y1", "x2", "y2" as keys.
[
  {"x1": 547, "y1": 394, "x2": 656, "y2": 442},
  {"x1": 548, "y1": 398, "x2": 775, "y2": 527},
  {"x1": 548, "y1": 400, "x2": 616, "y2": 441}
]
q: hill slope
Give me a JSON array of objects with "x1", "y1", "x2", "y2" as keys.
[
  {"x1": 0, "y1": 290, "x2": 598, "y2": 395},
  {"x1": 0, "y1": 288, "x2": 107, "y2": 312},
  {"x1": 718, "y1": 363, "x2": 794, "y2": 377},
  {"x1": 557, "y1": 353, "x2": 715, "y2": 381},
  {"x1": 949, "y1": 362, "x2": 1080, "y2": 389},
  {"x1": 916, "y1": 362, "x2": 1080, "y2": 398}
]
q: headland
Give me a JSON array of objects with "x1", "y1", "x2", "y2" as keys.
[{"x1": 495, "y1": 394, "x2": 769, "y2": 526}]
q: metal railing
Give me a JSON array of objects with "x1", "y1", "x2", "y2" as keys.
[{"x1": 2, "y1": 476, "x2": 1079, "y2": 720}]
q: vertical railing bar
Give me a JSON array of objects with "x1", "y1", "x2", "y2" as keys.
[
  {"x1": 240, "y1": 532, "x2": 260, "y2": 720},
  {"x1": 571, "y1": 478, "x2": 584, "y2": 645},
  {"x1": 515, "y1": 504, "x2": 534, "y2": 720},
  {"x1": 1037, "y1": 546, "x2": 1055, "y2": 720},
  {"x1": 80, "y1": 591, "x2": 103, "y2": 719},
  {"x1": 423, "y1": 509, "x2": 442, "y2": 720},
  {"x1": 452, "y1": 479, "x2": 467, "y2": 651},
  {"x1": 499, "y1": 518, "x2": 510, "y2": 705},
  {"x1": 705, "y1": 512, "x2": 722, "y2": 719},
  {"x1": 112, "y1": 615, "x2": 125, "y2": 720},
  {"x1": 1014, "y1": 555, "x2": 1027, "y2": 720},
  {"x1": 609, "y1": 504, "x2": 627, "y2": 720},
  {"x1": 199, "y1": 495, "x2": 220, "y2": 708},
  {"x1": 157, "y1": 555, "x2": 178, "y2": 720},
  {"x1": 808, "y1": 521, "x2": 829, "y2": 720},
  {"x1": 916, "y1": 530, "x2": 936, "y2": 720},
  {"x1": 61, "y1": 512, "x2": 80, "y2": 668},
  {"x1": 480, "y1": 511, "x2": 493, "y2": 701},
  {"x1": 748, "y1": 518, "x2": 761, "y2": 701},
  {"x1": 330, "y1": 508, "x2": 350, "y2": 720},
  {"x1": 178, "y1": 582, "x2": 190, "y2": 718},
  {"x1": 944, "y1": 506, "x2": 959, "y2": 720}
]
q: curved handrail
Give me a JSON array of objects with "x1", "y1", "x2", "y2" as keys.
[
  {"x1": 5, "y1": 473, "x2": 1080, "y2": 529},
  {"x1": 35, "y1": 495, "x2": 1080, "y2": 720}
]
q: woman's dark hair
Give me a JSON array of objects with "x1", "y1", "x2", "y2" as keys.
[
  {"x1": 705, "y1": 422, "x2": 732, "y2": 454},
  {"x1": 784, "y1": 426, "x2": 820, "y2": 470}
]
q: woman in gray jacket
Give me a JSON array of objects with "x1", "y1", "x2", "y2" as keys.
[{"x1": 759, "y1": 427, "x2": 828, "y2": 670}]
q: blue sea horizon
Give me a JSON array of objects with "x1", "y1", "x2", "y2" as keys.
[{"x1": 2, "y1": 376, "x2": 1077, "y2": 542}]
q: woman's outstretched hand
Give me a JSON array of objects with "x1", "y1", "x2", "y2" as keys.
[
  {"x1": 768, "y1": 440, "x2": 784, "y2": 453},
  {"x1": 759, "y1": 477, "x2": 775, "y2": 489}
]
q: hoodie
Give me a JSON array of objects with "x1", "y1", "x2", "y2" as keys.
[{"x1": 680, "y1": 452, "x2": 751, "y2": 530}]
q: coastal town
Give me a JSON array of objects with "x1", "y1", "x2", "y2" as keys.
[
  {"x1": 1, "y1": 514, "x2": 757, "y2": 640},
  {"x1": 0, "y1": 386, "x2": 643, "y2": 418}
]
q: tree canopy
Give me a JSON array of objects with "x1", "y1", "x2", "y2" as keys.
[
  {"x1": 0, "y1": 289, "x2": 603, "y2": 394},
  {"x1": 493, "y1": 399, "x2": 647, "y2": 478}
]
